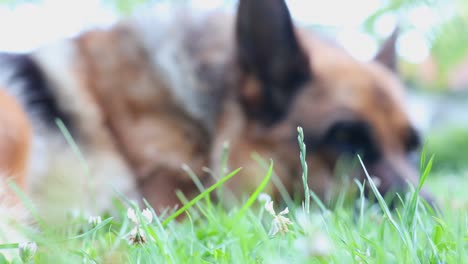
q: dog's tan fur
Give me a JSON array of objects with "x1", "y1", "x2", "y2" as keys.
[
  {"x1": 0, "y1": 0, "x2": 430, "y2": 223},
  {"x1": 0, "y1": 88, "x2": 30, "y2": 244},
  {"x1": 0, "y1": 89, "x2": 30, "y2": 191}
]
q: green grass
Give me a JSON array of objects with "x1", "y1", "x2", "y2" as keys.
[
  {"x1": 425, "y1": 126, "x2": 468, "y2": 173},
  {"x1": 1, "y1": 128, "x2": 467, "y2": 263}
]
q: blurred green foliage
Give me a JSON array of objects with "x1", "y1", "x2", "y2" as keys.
[
  {"x1": 1, "y1": 0, "x2": 467, "y2": 88},
  {"x1": 102, "y1": 0, "x2": 158, "y2": 15},
  {"x1": 0, "y1": 0, "x2": 36, "y2": 4},
  {"x1": 365, "y1": 0, "x2": 468, "y2": 88},
  {"x1": 425, "y1": 126, "x2": 468, "y2": 172},
  {"x1": 0, "y1": 0, "x2": 153, "y2": 13}
]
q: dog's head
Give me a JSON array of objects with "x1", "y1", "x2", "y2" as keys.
[{"x1": 219, "y1": 0, "x2": 432, "y2": 204}]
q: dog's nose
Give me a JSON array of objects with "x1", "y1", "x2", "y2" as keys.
[
  {"x1": 365, "y1": 154, "x2": 438, "y2": 210},
  {"x1": 418, "y1": 187, "x2": 439, "y2": 211}
]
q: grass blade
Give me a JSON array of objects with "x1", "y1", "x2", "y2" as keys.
[
  {"x1": 297, "y1": 127, "x2": 310, "y2": 214},
  {"x1": 235, "y1": 160, "x2": 274, "y2": 219},
  {"x1": 162, "y1": 167, "x2": 241, "y2": 226},
  {"x1": 357, "y1": 156, "x2": 405, "y2": 242}
]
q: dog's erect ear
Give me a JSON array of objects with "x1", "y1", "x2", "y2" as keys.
[
  {"x1": 375, "y1": 27, "x2": 399, "y2": 72},
  {"x1": 236, "y1": 0, "x2": 311, "y2": 124}
]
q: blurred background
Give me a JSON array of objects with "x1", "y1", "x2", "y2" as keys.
[{"x1": 0, "y1": 0, "x2": 467, "y2": 200}]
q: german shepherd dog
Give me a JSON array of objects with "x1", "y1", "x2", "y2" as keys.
[{"x1": 0, "y1": 0, "x2": 432, "y2": 221}]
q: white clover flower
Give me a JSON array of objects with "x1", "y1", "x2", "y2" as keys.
[
  {"x1": 295, "y1": 209, "x2": 331, "y2": 234},
  {"x1": 19, "y1": 241, "x2": 37, "y2": 262},
  {"x1": 127, "y1": 207, "x2": 154, "y2": 245},
  {"x1": 370, "y1": 176, "x2": 381, "y2": 188},
  {"x1": 67, "y1": 208, "x2": 82, "y2": 220},
  {"x1": 265, "y1": 201, "x2": 293, "y2": 236},
  {"x1": 310, "y1": 232, "x2": 334, "y2": 256},
  {"x1": 258, "y1": 193, "x2": 272, "y2": 204},
  {"x1": 354, "y1": 247, "x2": 371, "y2": 263},
  {"x1": 88, "y1": 216, "x2": 102, "y2": 226},
  {"x1": 141, "y1": 208, "x2": 153, "y2": 224},
  {"x1": 265, "y1": 200, "x2": 275, "y2": 215},
  {"x1": 127, "y1": 208, "x2": 138, "y2": 224},
  {"x1": 128, "y1": 226, "x2": 147, "y2": 245},
  {"x1": 294, "y1": 232, "x2": 334, "y2": 257},
  {"x1": 127, "y1": 208, "x2": 153, "y2": 225}
]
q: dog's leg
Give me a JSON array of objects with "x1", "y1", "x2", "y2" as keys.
[
  {"x1": 0, "y1": 88, "x2": 31, "y2": 245},
  {"x1": 0, "y1": 89, "x2": 31, "y2": 199}
]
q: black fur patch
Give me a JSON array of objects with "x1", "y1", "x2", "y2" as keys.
[
  {"x1": 236, "y1": 0, "x2": 311, "y2": 125},
  {"x1": 254, "y1": 75, "x2": 310, "y2": 125},
  {"x1": 304, "y1": 120, "x2": 382, "y2": 164},
  {"x1": 405, "y1": 126, "x2": 420, "y2": 152},
  {"x1": 0, "y1": 53, "x2": 73, "y2": 132}
]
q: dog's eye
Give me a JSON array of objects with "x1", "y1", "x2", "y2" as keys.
[
  {"x1": 334, "y1": 131, "x2": 349, "y2": 142},
  {"x1": 323, "y1": 121, "x2": 381, "y2": 162},
  {"x1": 405, "y1": 127, "x2": 421, "y2": 152}
]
